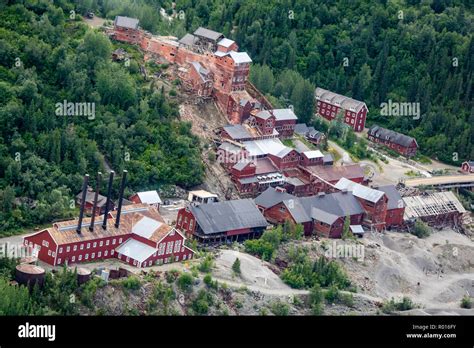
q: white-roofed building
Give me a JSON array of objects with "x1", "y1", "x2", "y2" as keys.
[
  {"x1": 130, "y1": 190, "x2": 162, "y2": 210},
  {"x1": 301, "y1": 150, "x2": 324, "y2": 167},
  {"x1": 334, "y1": 178, "x2": 388, "y2": 231}
]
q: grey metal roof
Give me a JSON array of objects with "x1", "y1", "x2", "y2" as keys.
[
  {"x1": 377, "y1": 185, "x2": 404, "y2": 210},
  {"x1": 275, "y1": 147, "x2": 293, "y2": 158},
  {"x1": 323, "y1": 154, "x2": 334, "y2": 163},
  {"x1": 193, "y1": 27, "x2": 223, "y2": 42},
  {"x1": 303, "y1": 150, "x2": 324, "y2": 159},
  {"x1": 315, "y1": 87, "x2": 367, "y2": 113},
  {"x1": 350, "y1": 225, "x2": 365, "y2": 234},
  {"x1": 242, "y1": 138, "x2": 289, "y2": 157},
  {"x1": 116, "y1": 238, "x2": 156, "y2": 263},
  {"x1": 179, "y1": 33, "x2": 198, "y2": 46},
  {"x1": 228, "y1": 51, "x2": 252, "y2": 64},
  {"x1": 257, "y1": 109, "x2": 298, "y2": 121},
  {"x1": 76, "y1": 189, "x2": 108, "y2": 207},
  {"x1": 136, "y1": 191, "x2": 162, "y2": 204},
  {"x1": 114, "y1": 16, "x2": 139, "y2": 29},
  {"x1": 255, "y1": 187, "x2": 295, "y2": 209},
  {"x1": 218, "y1": 38, "x2": 235, "y2": 47},
  {"x1": 311, "y1": 207, "x2": 339, "y2": 225},
  {"x1": 132, "y1": 216, "x2": 163, "y2": 239},
  {"x1": 294, "y1": 123, "x2": 309, "y2": 135},
  {"x1": 218, "y1": 141, "x2": 244, "y2": 154},
  {"x1": 190, "y1": 199, "x2": 268, "y2": 234},
  {"x1": 283, "y1": 191, "x2": 364, "y2": 224},
  {"x1": 285, "y1": 177, "x2": 305, "y2": 187},
  {"x1": 272, "y1": 109, "x2": 298, "y2": 121},
  {"x1": 238, "y1": 176, "x2": 259, "y2": 185},
  {"x1": 368, "y1": 125, "x2": 417, "y2": 148},
  {"x1": 335, "y1": 178, "x2": 385, "y2": 203},
  {"x1": 232, "y1": 159, "x2": 252, "y2": 171},
  {"x1": 223, "y1": 125, "x2": 252, "y2": 140}
]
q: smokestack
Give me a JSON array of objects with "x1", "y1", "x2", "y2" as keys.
[
  {"x1": 89, "y1": 172, "x2": 102, "y2": 232},
  {"x1": 115, "y1": 170, "x2": 128, "y2": 228},
  {"x1": 102, "y1": 171, "x2": 115, "y2": 230},
  {"x1": 77, "y1": 174, "x2": 90, "y2": 234}
]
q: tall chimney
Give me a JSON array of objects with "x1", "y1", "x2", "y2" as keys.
[
  {"x1": 115, "y1": 170, "x2": 128, "y2": 228},
  {"x1": 102, "y1": 171, "x2": 115, "y2": 230},
  {"x1": 77, "y1": 174, "x2": 90, "y2": 234},
  {"x1": 89, "y1": 172, "x2": 102, "y2": 232}
]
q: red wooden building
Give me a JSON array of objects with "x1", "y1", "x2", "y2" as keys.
[
  {"x1": 24, "y1": 204, "x2": 194, "y2": 268},
  {"x1": 334, "y1": 178, "x2": 388, "y2": 231},
  {"x1": 111, "y1": 16, "x2": 143, "y2": 45},
  {"x1": 76, "y1": 187, "x2": 114, "y2": 216},
  {"x1": 176, "y1": 199, "x2": 268, "y2": 244},
  {"x1": 256, "y1": 189, "x2": 365, "y2": 237},
  {"x1": 315, "y1": 87, "x2": 368, "y2": 132},
  {"x1": 129, "y1": 190, "x2": 162, "y2": 210},
  {"x1": 367, "y1": 125, "x2": 418, "y2": 157},
  {"x1": 378, "y1": 185, "x2": 405, "y2": 228}
]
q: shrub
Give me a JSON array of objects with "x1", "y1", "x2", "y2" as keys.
[
  {"x1": 192, "y1": 289, "x2": 213, "y2": 315},
  {"x1": 460, "y1": 295, "x2": 472, "y2": 309},
  {"x1": 203, "y1": 274, "x2": 218, "y2": 289},
  {"x1": 325, "y1": 284, "x2": 340, "y2": 304},
  {"x1": 198, "y1": 254, "x2": 214, "y2": 273},
  {"x1": 122, "y1": 276, "x2": 141, "y2": 290},
  {"x1": 382, "y1": 297, "x2": 414, "y2": 313},
  {"x1": 309, "y1": 284, "x2": 324, "y2": 315},
  {"x1": 270, "y1": 300, "x2": 290, "y2": 316},
  {"x1": 166, "y1": 269, "x2": 180, "y2": 283},
  {"x1": 177, "y1": 273, "x2": 193, "y2": 292},
  {"x1": 411, "y1": 220, "x2": 431, "y2": 238},
  {"x1": 232, "y1": 258, "x2": 241, "y2": 275},
  {"x1": 80, "y1": 277, "x2": 106, "y2": 308}
]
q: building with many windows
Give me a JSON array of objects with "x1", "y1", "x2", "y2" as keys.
[
  {"x1": 315, "y1": 87, "x2": 368, "y2": 132},
  {"x1": 23, "y1": 204, "x2": 194, "y2": 268}
]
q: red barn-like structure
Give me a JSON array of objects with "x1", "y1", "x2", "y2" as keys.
[
  {"x1": 368, "y1": 125, "x2": 418, "y2": 157},
  {"x1": 24, "y1": 204, "x2": 194, "y2": 268},
  {"x1": 315, "y1": 87, "x2": 368, "y2": 132}
]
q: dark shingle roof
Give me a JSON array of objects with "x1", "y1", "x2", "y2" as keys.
[
  {"x1": 283, "y1": 191, "x2": 364, "y2": 224},
  {"x1": 223, "y1": 125, "x2": 252, "y2": 140},
  {"x1": 377, "y1": 185, "x2": 404, "y2": 210},
  {"x1": 323, "y1": 154, "x2": 334, "y2": 164},
  {"x1": 294, "y1": 123, "x2": 309, "y2": 135},
  {"x1": 368, "y1": 125, "x2": 417, "y2": 148},
  {"x1": 190, "y1": 199, "x2": 268, "y2": 234},
  {"x1": 232, "y1": 160, "x2": 252, "y2": 171},
  {"x1": 255, "y1": 187, "x2": 295, "y2": 209},
  {"x1": 193, "y1": 27, "x2": 223, "y2": 42},
  {"x1": 179, "y1": 33, "x2": 198, "y2": 46},
  {"x1": 114, "y1": 16, "x2": 139, "y2": 29}
]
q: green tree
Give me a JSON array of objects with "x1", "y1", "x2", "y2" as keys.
[{"x1": 232, "y1": 258, "x2": 241, "y2": 275}]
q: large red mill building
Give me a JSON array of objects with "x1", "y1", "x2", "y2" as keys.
[
  {"x1": 24, "y1": 172, "x2": 194, "y2": 268},
  {"x1": 315, "y1": 87, "x2": 368, "y2": 132},
  {"x1": 109, "y1": 17, "x2": 257, "y2": 124}
]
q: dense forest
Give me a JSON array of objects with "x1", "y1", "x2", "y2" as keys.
[
  {"x1": 0, "y1": 0, "x2": 204, "y2": 233},
  {"x1": 90, "y1": 0, "x2": 473, "y2": 163}
]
